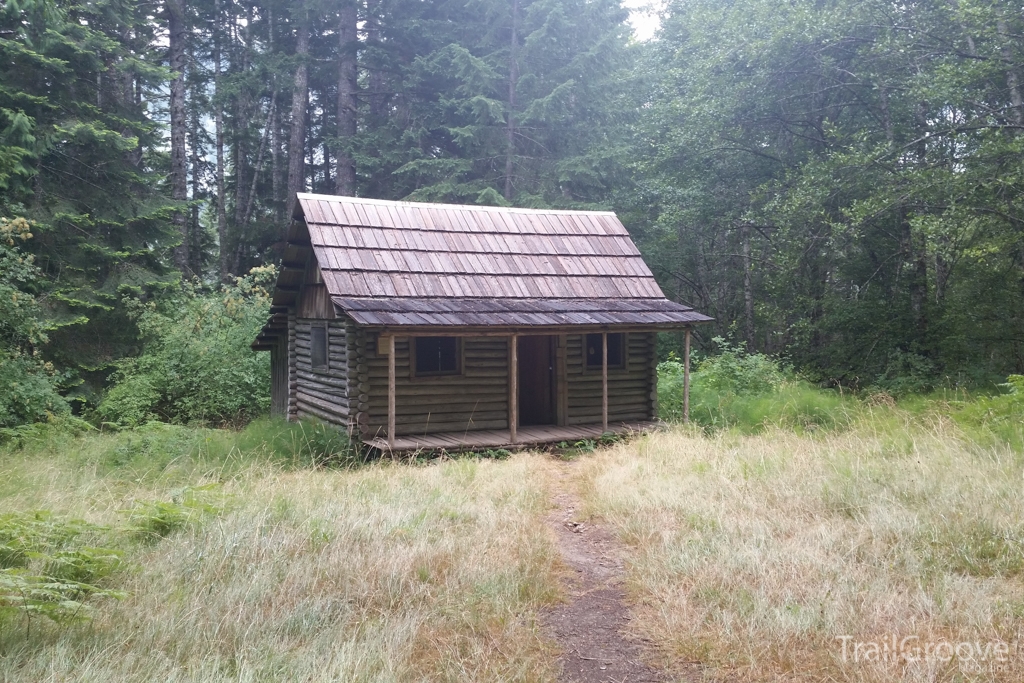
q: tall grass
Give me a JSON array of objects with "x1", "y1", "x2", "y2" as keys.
[
  {"x1": 574, "y1": 409, "x2": 1024, "y2": 681},
  {"x1": 658, "y1": 344, "x2": 858, "y2": 434},
  {"x1": 5, "y1": 375, "x2": 1023, "y2": 681},
  {"x1": 0, "y1": 423, "x2": 562, "y2": 682}
]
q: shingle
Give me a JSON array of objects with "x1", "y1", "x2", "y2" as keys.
[{"x1": 293, "y1": 194, "x2": 711, "y2": 328}]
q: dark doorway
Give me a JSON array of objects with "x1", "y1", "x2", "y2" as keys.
[{"x1": 518, "y1": 335, "x2": 557, "y2": 426}]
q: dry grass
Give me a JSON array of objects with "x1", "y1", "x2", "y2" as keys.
[
  {"x1": 5, "y1": 408, "x2": 1023, "y2": 682},
  {"x1": 574, "y1": 411, "x2": 1024, "y2": 682},
  {"x1": 0, "y1": 446, "x2": 562, "y2": 682}
]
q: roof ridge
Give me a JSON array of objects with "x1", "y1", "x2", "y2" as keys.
[{"x1": 297, "y1": 192, "x2": 617, "y2": 216}]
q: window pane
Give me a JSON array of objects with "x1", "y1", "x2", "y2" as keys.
[
  {"x1": 311, "y1": 326, "x2": 328, "y2": 369},
  {"x1": 415, "y1": 337, "x2": 459, "y2": 375},
  {"x1": 585, "y1": 333, "x2": 623, "y2": 367},
  {"x1": 608, "y1": 333, "x2": 623, "y2": 366}
]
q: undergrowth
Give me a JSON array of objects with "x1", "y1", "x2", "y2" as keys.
[
  {"x1": 0, "y1": 417, "x2": 360, "y2": 632},
  {"x1": 658, "y1": 343, "x2": 1024, "y2": 450},
  {"x1": 658, "y1": 340, "x2": 857, "y2": 433}
]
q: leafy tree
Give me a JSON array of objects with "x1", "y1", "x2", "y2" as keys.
[
  {"x1": 632, "y1": 0, "x2": 1024, "y2": 386},
  {"x1": 97, "y1": 267, "x2": 275, "y2": 427}
]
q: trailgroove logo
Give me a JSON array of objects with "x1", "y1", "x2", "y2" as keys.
[{"x1": 836, "y1": 635, "x2": 1022, "y2": 672}]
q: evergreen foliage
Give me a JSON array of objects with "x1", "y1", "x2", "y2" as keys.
[
  {"x1": 0, "y1": 217, "x2": 69, "y2": 426},
  {"x1": 1, "y1": 0, "x2": 1024, "y2": 428}
]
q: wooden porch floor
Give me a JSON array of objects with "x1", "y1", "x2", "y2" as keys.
[{"x1": 365, "y1": 421, "x2": 660, "y2": 453}]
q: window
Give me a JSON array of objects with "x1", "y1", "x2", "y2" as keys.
[
  {"x1": 585, "y1": 333, "x2": 624, "y2": 369},
  {"x1": 311, "y1": 325, "x2": 328, "y2": 370},
  {"x1": 414, "y1": 336, "x2": 460, "y2": 376}
]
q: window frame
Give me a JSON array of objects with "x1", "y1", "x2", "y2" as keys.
[
  {"x1": 584, "y1": 332, "x2": 626, "y2": 372},
  {"x1": 310, "y1": 323, "x2": 329, "y2": 372},
  {"x1": 411, "y1": 336, "x2": 463, "y2": 379}
]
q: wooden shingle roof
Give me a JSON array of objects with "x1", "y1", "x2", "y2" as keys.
[{"x1": 258, "y1": 194, "x2": 711, "y2": 340}]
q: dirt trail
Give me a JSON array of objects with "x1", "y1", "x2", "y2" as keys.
[{"x1": 542, "y1": 464, "x2": 669, "y2": 683}]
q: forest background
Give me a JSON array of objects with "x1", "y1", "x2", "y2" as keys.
[{"x1": 3, "y1": 0, "x2": 1024, "y2": 427}]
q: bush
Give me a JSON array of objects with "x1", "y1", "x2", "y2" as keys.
[
  {"x1": 694, "y1": 338, "x2": 785, "y2": 395},
  {"x1": 0, "y1": 353, "x2": 69, "y2": 428},
  {"x1": 658, "y1": 339, "x2": 854, "y2": 433},
  {"x1": 125, "y1": 485, "x2": 225, "y2": 541},
  {"x1": 0, "y1": 217, "x2": 69, "y2": 427},
  {"x1": 97, "y1": 267, "x2": 275, "y2": 427},
  {"x1": 871, "y1": 349, "x2": 938, "y2": 396}
]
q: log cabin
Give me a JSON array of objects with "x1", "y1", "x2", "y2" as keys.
[{"x1": 252, "y1": 194, "x2": 711, "y2": 452}]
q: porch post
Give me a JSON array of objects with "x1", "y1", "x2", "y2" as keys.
[
  {"x1": 602, "y1": 332, "x2": 608, "y2": 433},
  {"x1": 509, "y1": 334, "x2": 518, "y2": 443},
  {"x1": 388, "y1": 334, "x2": 396, "y2": 449},
  {"x1": 683, "y1": 328, "x2": 691, "y2": 424}
]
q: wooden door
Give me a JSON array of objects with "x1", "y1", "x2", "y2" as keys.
[{"x1": 518, "y1": 335, "x2": 556, "y2": 426}]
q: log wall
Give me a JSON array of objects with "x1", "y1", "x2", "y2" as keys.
[
  {"x1": 362, "y1": 335, "x2": 510, "y2": 437},
  {"x1": 565, "y1": 332, "x2": 656, "y2": 425},
  {"x1": 270, "y1": 336, "x2": 288, "y2": 417},
  {"x1": 284, "y1": 324, "x2": 657, "y2": 439},
  {"x1": 292, "y1": 318, "x2": 351, "y2": 427}
]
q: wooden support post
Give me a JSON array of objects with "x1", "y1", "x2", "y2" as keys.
[
  {"x1": 602, "y1": 332, "x2": 608, "y2": 433},
  {"x1": 387, "y1": 334, "x2": 396, "y2": 449},
  {"x1": 509, "y1": 334, "x2": 518, "y2": 443},
  {"x1": 683, "y1": 328, "x2": 691, "y2": 424}
]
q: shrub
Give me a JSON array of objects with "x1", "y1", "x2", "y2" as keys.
[
  {"x1": 871, "y1": 349, "x2": 938, "y2": 396},
  {"x1": 0, "y1": 217, "x2": 69, "y2": 427},
  {"x1": 949, "y1": 374, "x2": 1024, "y2": 450},
  {"x1": 694, "y1": 338, "x2": 786, "y2": 395},
  {"x1": 125, "y1": 485, "x2": 224, "y2": 541},
  {"x1": 97, "y1": 267, "x2": 275, "y2": 427},
  {"x1": 658, "y1": 339, "x2": 854, "y2": 433}
]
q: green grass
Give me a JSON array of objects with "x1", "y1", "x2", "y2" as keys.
[{"x1": 686, "y1": 380, "x2": 857, "y2": 434}]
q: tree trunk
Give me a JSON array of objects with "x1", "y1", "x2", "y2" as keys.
[
  {"x1": 504, "y1": 0, "x2": 519, "y2": 202},
  {"x1": 741, "y1": 223, "x2": 754, "y2": 350},
  {"x1": 168, "y1": 0, "x2": 188, "y2": 273},
  {"x1": 272, "y1": 95, "x2": 282, "y2": 217},
  {"x1": 320, "y1": 102, "x2": 330, "y2": 192},
  {"x1": 269, "y1": 8, "x2": 284, "y2": 221},
  {"x1": 188, "y1": 69, "x2": 201, "y2": 277},
  {"x1": 242, "y1": 99, "x2": 276, "y2": 231},
  {"x1": 232, "y1": 8, "x2": 252, "y2": 274},
  {"x1": 286, "y1": 4, "x2": 310, "y2": 222},
  {"x1": 910, "y1": 102, "x2": 929, "y2": 337},
  {"x1": 998, "y1": 20, "x2": 1023, "y2": 126},
  {"x1": 366, "y1": 0, "x2": 385, "y2": 120},
  {"x1": 214, "y1": 0, "x2": 228, "y2": 282},
  {"x1": 335, "y1": 0, "x2": 358, "y2": 196}
]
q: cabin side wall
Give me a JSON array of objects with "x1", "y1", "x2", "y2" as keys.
[
  {"x1": 291, "y1": 319, "x2": 351, "y2": 427},
  {"x1": 565, "y1": 332, "x2": 656, "y2": 425},
  {"x1": 362, "y1": 336, "x2": 510, "y2": 437},
  {"x1": 286, "y1": 260, "x2": 352, "y2": 428}
]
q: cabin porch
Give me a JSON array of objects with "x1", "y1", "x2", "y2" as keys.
[{"x1": 364, "y1": 420, "x2": 660, "y2": 453}]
